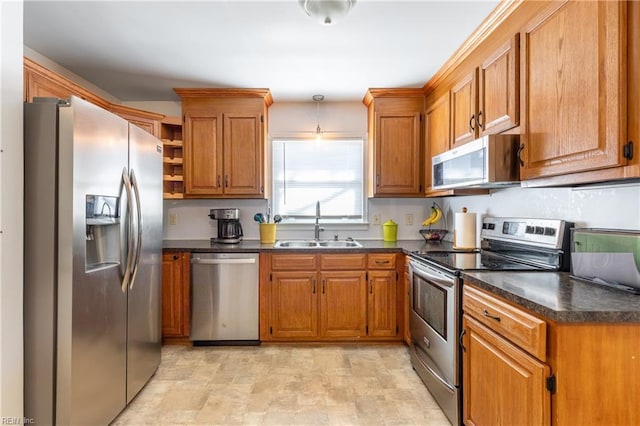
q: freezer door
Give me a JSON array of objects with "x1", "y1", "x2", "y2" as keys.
[
  {"x1": 60, "y1": 97, "x2": 130, "y2": 425},
  {"x1": 126, "y1": 124, "x2": 163, "y2": 403}
]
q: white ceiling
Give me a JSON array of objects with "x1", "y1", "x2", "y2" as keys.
[{"x1": 23, "y1": 0, "x2": 500, "y2": 102}]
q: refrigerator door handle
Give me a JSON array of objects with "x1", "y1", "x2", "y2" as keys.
[
  {"x1": 129, "y1": 169, "x2": 143, "y2": 289},
  {"x1": 121, "y1": 167, "x2": 135, "y2": 293}
]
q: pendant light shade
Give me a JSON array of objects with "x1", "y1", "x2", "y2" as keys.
[{"x1": 298, "y1": 0, "x2": 357, "y2": 26}]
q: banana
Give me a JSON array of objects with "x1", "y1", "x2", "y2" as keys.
[
  {"x1": 432, "y1": 205, "x2": 442, "y2": 224},
  {"x1": 422, "y1": 203, "x2": 443, "y2": 226},
  {"x1": 422, "y1": 207, "x2": 438, "y2": 226}
]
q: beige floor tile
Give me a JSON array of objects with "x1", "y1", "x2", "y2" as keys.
[{"x1": 112, "y1": 345, "x2": 452, "y2": 426}]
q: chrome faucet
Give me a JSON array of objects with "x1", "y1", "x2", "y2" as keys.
[{"x1": 314, "y1": 201, "x2": 324, "y2": 240}]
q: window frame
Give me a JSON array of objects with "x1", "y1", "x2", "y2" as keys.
[{"x1": 269, "y1": 135, "x2": 368, "y2": 226}]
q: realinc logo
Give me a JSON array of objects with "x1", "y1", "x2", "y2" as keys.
[{"x1": 0, "y1": 418, "x2": 35, "y2": 425}]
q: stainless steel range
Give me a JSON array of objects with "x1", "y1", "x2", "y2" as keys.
[{"x1": 408, "y1": 217, "x2": 573, "y2": 426}]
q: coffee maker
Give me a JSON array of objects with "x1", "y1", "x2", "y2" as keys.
[{"x1": 209, "y1": 208, "x2": 243, "y2": 244}]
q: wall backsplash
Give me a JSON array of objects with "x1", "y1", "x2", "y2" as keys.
[{"x1": 163, "y1": 183, "x2": 640, "y2": 241}]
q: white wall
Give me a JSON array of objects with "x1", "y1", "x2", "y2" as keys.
[{"x1": 0, "y1": 0, "x2": 24, "y2": 419}]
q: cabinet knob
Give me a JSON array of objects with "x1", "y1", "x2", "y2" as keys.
[{"x1": 173, "y1": 255, "x2": 179, "y2": 261}]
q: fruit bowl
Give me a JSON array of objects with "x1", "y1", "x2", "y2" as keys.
[{"x1": 419, "y1": 229, "x2": 448, "y2": 242}]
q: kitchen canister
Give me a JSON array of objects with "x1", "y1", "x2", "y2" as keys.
[
  {"x1": 259, "y1": 223, "x2": 277, "y2": 244},
  {"x1": 382, "y1": 220, "x2": 398, "y2": 242},
  {"x1": 454, "y1": 207, "x2": 477, "y2": 250}
]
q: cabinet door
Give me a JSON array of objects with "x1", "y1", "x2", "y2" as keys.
[
  {"x1": 373, "y1": 112, "x2": 422, "y2": 196},
  {"x1": 451, "y1": 69, "x2": 478, "y2": 147},
  {"x1": 463, "y1": 315, "x2": 550, "y2": 426},
  {"x1": 479, "y1": 34, "x2": 520, "y2": 136},
  {"x1": 319, "y1": 271, "x2": 367, "y2": 338},
  {"x1": 222, "y1": 113, "x2": 263, "y2": 196},
  {"x1": 367, "y1": 270, "x2": 397, "y2": 337},
  {"x1": 161, "y1": 252, "x2": 190, "y2": 338},
  {"x1": 521, "y1": 1, "x2": 626, "y2": 179},
  {"x1": 425, "y1": 92, "x2": 451, "y2": 159},
  {"x1": 270, "y1": 271, "x2": 318, "y2": 338},
  {"x1": 184, "y1": 113, "x2": 223, "y2": 196}
]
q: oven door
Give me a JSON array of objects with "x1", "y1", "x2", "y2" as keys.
[{"x1": 409, "y1": 257, "x2": 460, "y2": 387}]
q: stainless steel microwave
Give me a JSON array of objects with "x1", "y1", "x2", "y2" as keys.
[{"x1": 431, "y1": 134, "x2": 521, "y2": 190}]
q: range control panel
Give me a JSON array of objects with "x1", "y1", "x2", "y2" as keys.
[{"x1": 481, "y1": 217, "x2": 571, "y2": 249}]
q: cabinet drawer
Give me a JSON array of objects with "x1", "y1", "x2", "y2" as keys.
[
  {"x1": 271, "y1": 254, "x2": 317, "y2": 270},
  {"x1": 320, "y1": 254, "x2": 367, "y2": 270},
  {"x1": 367, "y1": 253, "x2": 396, "y2": 269},
  {"x1": 463, "y1": 285, "x2": 546, "y2": 361}
]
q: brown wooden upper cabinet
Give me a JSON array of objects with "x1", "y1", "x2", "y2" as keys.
[
  {"x1": 424, "y1": 91, "x2": 451, "y2": 188},
  {"x1": 451, "y1": 34, "x2": 520, "y2": 148},
  {"x1": 363, "y1": 89, "x2": 423, "y2": 197},
  {"x1": 520, "y1": 1, "x2": 627, "y2": 180},
  {"x1": 175, "y1": 88, "x2": 272, "y2": 198}
]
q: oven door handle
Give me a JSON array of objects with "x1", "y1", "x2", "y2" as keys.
[
  {"x1": 411, "y1": 343, "x2": 456, "y2": 392},
  {"x1": 410, "y1": 260, "x2": 455, "y2": 288}
]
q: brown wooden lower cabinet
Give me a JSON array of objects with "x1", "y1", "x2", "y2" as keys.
[
  {"x1": 162, "y1": 250, "x2": 191, "y2": 343},
  {"x1": 262, "y1": 252, "x2": 401, "y2": 342},
  {"x1": 462, "y1": 283, "x2": 640, "y2": 426},
  {"x1": 462, "y1": 315, "x2": 551, "y2": 426}
]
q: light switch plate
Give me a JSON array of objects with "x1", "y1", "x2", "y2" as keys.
[
  {"x1": 405, "y1": 214, "x2": 413, "y2": 225},
  {"x1": 169, "y1": 213, "x2": 178, "y2": 226},
  {"x1": 372, "y1": 214, "x2": 381, "y2": 225}
]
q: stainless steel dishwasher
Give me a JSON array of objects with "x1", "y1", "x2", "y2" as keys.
[{"x1": 190, "y1": 253, "x2": 259, "y2": 345}]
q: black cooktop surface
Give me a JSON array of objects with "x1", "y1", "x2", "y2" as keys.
[{"x1": 412, "y1": 250, "x2": 545, "y2": 272}]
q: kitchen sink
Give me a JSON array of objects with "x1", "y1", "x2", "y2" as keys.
[
  {"x1": 316, "y1": 240, "x2": 362, "y2": 248},
  {"x1": 274, "y1": 239, "x2": 363, "y2": 249}
]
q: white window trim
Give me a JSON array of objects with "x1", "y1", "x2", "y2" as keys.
[{"x1": 268, "y1": 133, "x2": 369, "y2": 227}]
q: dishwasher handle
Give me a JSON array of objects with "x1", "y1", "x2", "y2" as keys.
[{"x1": 191, "y1": 257, "x2": 257, "y2": 265}]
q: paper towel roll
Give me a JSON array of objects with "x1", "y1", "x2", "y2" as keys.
[{"x1": 454, "y1": 209, "x2": 477, "y2": 250}]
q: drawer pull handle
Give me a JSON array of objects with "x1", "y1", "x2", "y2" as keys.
[
  {"x1": 483, "y1": 309, "x2": 501, "y2": 322},
  {"x1": 375, "y1": 260, "x2": 390, "y2": 264}
]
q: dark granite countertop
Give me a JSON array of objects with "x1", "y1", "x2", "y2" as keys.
[
  {"x1": 163, "y1": 239, "x2": 454, "y2": 254},
  {"x1": 461, "y1": 271, "x2": 640, "y2": 323}
]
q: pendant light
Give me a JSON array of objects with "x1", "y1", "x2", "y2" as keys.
[
  {"x1": 313, "y1": 94, "x2": 324, "y2": 141},
  {"x1": 298, "y1": 0, "x2": 357, "y2": 26}
]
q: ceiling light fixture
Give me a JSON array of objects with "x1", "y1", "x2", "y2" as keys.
[
  {"x1": 298, "y1": 0, "x2": 357, "y2": 26},
  {"x1": 313, "y1": 94, "x2": 325, "y2": 141}
]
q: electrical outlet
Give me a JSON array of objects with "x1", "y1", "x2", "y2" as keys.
[
  {"x1": 169, "y1": 213, "x2": 178, "y2": 226},
  {"x1": 372, "y1": 214, "x2": 381, "y2": 225},
  {"x1": 405, "y1": 214, "x2": 413, "y2": 226}
]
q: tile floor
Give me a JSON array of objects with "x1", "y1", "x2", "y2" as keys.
[{"x1": 112, "y1": 344, "x2": 451, "y2": 426}]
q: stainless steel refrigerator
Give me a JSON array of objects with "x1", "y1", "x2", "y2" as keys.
[{"x1": 24, "y1": 96, "x2": 162, "y2": 425}]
